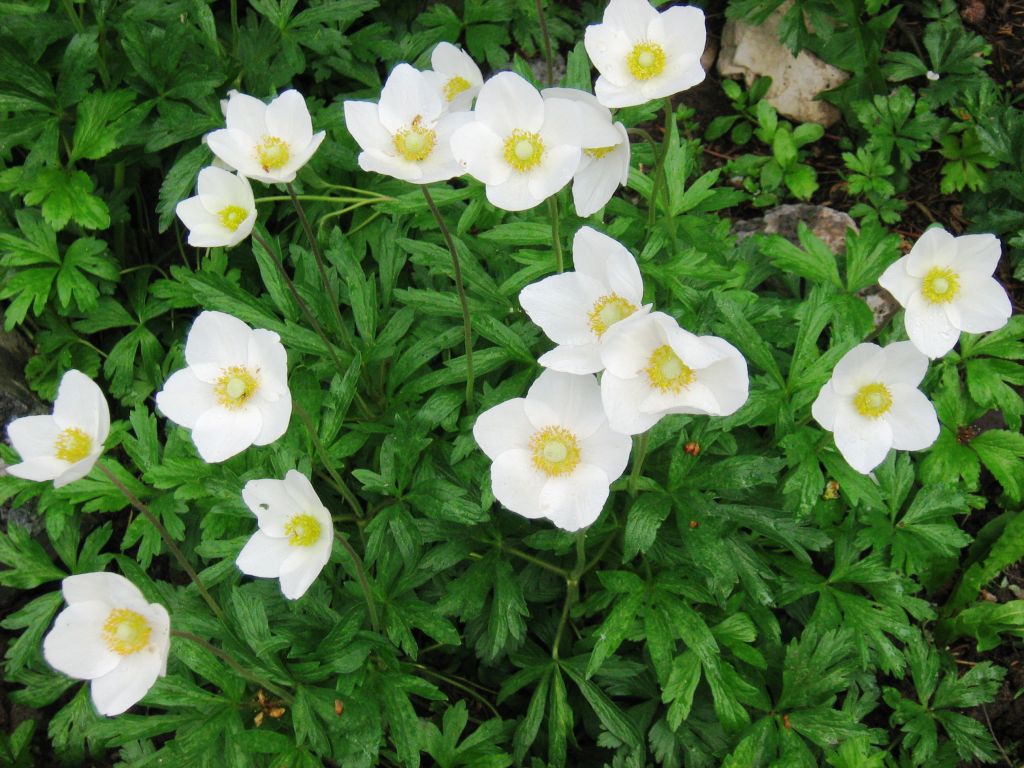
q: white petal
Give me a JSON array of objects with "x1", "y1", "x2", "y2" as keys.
[
  {"x1": 541, "y1": 98, "x2": 619, "y2": 149},
  {"x1": 63, "y1": 572, "x2": 146, "y2": 606},
  {"x1": 572, "y1": 227, "x2": 641, "y2": 301},
  {"x1": 155, "y1": 368, "x2": 217, "y2": 430},
  {"x1": 43, "y1": 602, "x2": 120, "y2": 679},
  {"x1": 886, "y1": 384, "x2": 939, "y2": 451},
  {"x1": 878, "y1": 256, "x2": 917, "y2": 306},
  {"x1": 639, "y1": 379, "x2": 720, "y2": 417},
  {"x1": 175, "y1": 196, "x2": 217, "y2": 236},
  {"x1": 196, "y1": 166, "x2": 249, "y2": 210},
  {"x1": 184, "y1": 311, "x2": 253, "y2": 371},
  {"x1": 952, "y1": 274, "x2": 1011, "y2": 334},
  {"x1": 951, "y1": 233, "x2": 1001, "y2": 276},
  {"x1": 5, "y1": 457, "x2": 66, "y2": 483},
  {"x1": 538, "y1": 464, "x2": 611, "y2": 531},
  {"x1": 265, "y1": 89, "x2": 314, "y2": 149},
  {"x1": 812, "y1": 381, "x2": 840, "y2": 431},
  {"x1": 191, "y1": 407, "x2": 262, "y2": 463},
  {"x1": 450, "y1": 122, "x2": 510, "y2": 185},
  {"x1": 644, "y1": 60, "x2": 706, "y2": 100},
  {"x1": 253, "y1": 394, "x2": 291, "y2": 446},
  {"x1": 519, "y1": 273, "x2": 601, "y2": 345},
  {"x1": 538, "y1": 344, "x2": 604, "y2": 374},
  {"x1": 282, "y1": 469, "x2": 327, "y2": 515},
  {"x1": 524, "y1": 370, "x2": 606, "y2": 439},
  {"x1": 831, "y1": 343, "x2": 886, "y2": 395},
  {"x1": 526, "y1": 145, "x2": 580, "y2": 204},
  {"x1": 378, "y1": 64, "x2": 442, "y2": 134},
  {"x1": 205, "y1": 129, "x2": 262, "y2": 180},
  {"x1": 7, "y1": 415, "x2": 61, "y2": 460},
  {"x1": 692, "y1": 339, "x2": 749, "y2": 415},
  {"x1": 660, "y1": 5, "x2": 707, "y2": 63},
  {"x1": 573, "y1": 145, "x2": 627, "y2": 217},
  {"x1": 594, "y1": 76, "x2": 647, "y2": 109},
  {"x1": 879, "y1": 341, "x2": 929, "y2": 388},
  {"x1": 486, "y1": 173, "x2": 541, "y2": 212},
  {"x1": 579, "y1": 426, "x2": 632, "y2": 482},
  {"x1": 431, "y1": 42, "x2": 482, "y2": 85},
  {"x1": 90, "y1": 651, "x2": 163, "y2": 716},
  {"x1": 585, "y1": 25, "x2": 634, "y2": 90},
  {"x1": 474, "y1": 72, "x2": 544, "y2": 136},
  {"x1": 248, "y1": 329, "x2": 288, "y2": 396},
  {"x1": 225, "y1": 92, "x2": 269, "y2": 136},
  {"x1": 906, "y1": 227, "x2": 956, "y2": 277},
  {"x1": 53, "y1": 455, "x2": 101, "y2": 488},
  {"x1": 833, "y1": 410, "x2": 893, "y2": 474},
  {"x1": 344, "y1": 100, "x2": 392, "y2": 154},
  {"x1": 601, "y1": 0, "x2": 659, "y2": 39},
  {"x1": 600, "y1": 312, "x2": 662, "y2": 378},
  {"x1": 277, "y1": 131, "x2": 325, "y2": 182},
  {"x1": 473, "y1": 398, "x2": 533, "y2": 459},
  {"x1": 601, "y1": 371, "x2": 661, "y2": 435},
  {"x1": 53, "y1": 370, "x2": 108, "y2": 441},
  {"x1": 904, "y1": 293, "x2": 960, "y2": 358},
  {"x1": 242, "y1": 478, "x2": 295, "y2": 535},
  {"x1": 490, "y1": 449, "x2": 549, "y2": 520},
  {"x1": 236, "y1": 530, "x2": 295, "y2": 577},
  {"x1": 278, "y1": 548, "x2": 328, "y2": 600},
  {"x1": 358, "y1": 150, "x2": 424, "y2": 182}
]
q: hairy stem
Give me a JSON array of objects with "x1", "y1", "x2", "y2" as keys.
[
  {"x1": 548, "y1": 195, "x2": 564, "y2": 273},
  {"x1": 171, "y1": 629, "x2": 293, "y2": 704},
  {"x1": 534, "y1": 0, "x2": 555, "y2": 87},
  {"x1": 293, "y1": 401, "x2": 364, "y2": 520},
  {"x1": 552, "y1": 532, "x2": 587, "y2": 660}
]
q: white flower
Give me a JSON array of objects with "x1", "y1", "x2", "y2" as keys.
[
  {"x1": 236, "y1": 470, "x2": 333, "y2": 600},
  {"x1": 206, "y1": 89, "x2": 326, "y2": 184},
  {"x1": 812, "y1": 341, "x2": 939, "y2": 474},
  {"x1": 155, "y1": 311, "x2": 291, "y2": 463},
  {"x1": 450, "y1": 72, "x2": 621, "y2": 211},
  {"x1": 600, "y1": 312, "x2": 748, "y2": 435},
  {"x1": 926, "y1": 70, "x2": 941, "y2": 81},
  {"x1": 584, "y1": 0, "x2": 706, "y2": 109},
  {"x1": 6, "y1": 370, "x2": 109, "y2": 488},
  {"x1": 174, "y1": 167, "x2": 256, "y2": 248},
  {"x1": 473, "y1": 370, "x2": 631, "y2": 532},
  {"x1": 520, "y1": 226, "x2": 650, "y2": 374},
  {"x1": 344, "y1": 64, "x2": 471, "y2": 184},
  {"x1": 43, "y1": 572, "x2": 170, "y2": 717},
  {"x1": 423, "y1": 42, "x2": 483, "y2": 112},
  {"x1": 879, "y1": 227, "x2": 1012, "y2": 359},
  {"x1": 542, "y1": 88, "x2": 630, "y2": 217}
]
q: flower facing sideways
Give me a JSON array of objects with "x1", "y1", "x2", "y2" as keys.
[
  {"x1": 6, "y1": 370, "x2": 109, "y2": 488},
  {"x1": 423, "y1": 42, "x2": 483, "y2": 112},
  {"x1": 43, "y1": 572, "x2": 170, "y2": 716},
  {"x1": 156, "y1": 311, "x2": 291, "y2": 463},
  {"x1": 175, "y1": 167, "x2": 256, "y2": 248},
  {"x1": 600, "y1": 312, "x2": 748, "y2": 435},
  {"x1": 584, "y1": 0, "x2": 706, "y2": 108},
  {"x1": 520, "y1": 226, "x2": 650, "y2": 374},
  {"x1": 236, "y1": 470, "x2": 333, "y2": 600},
  {"x1": 206, "y1": 89, "x2": 326, "y2": 184},
  {"x1": 812, "y1": 341, "x2": 939, "y2": 474},
  {"x1": 879, "y1": 227, "x2": 1012, "y2": 359},
  {"x1": 344, "y1": 63, "x2": 471, "y2": 184},
  {"x1": 450, "y1": 72, "x2": 621, "y2": 211},
  {"x1": 473, "y1": 370, "x2": 631, "y2": 532}
]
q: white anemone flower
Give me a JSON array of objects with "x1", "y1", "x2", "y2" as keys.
[
  {"x1": 155, "y1": 311, "x2": 291, "y2": 463},
  {"x1": 344, "y1": 63, "x2": 471, "y2": 184},
  {"x1": 542, "y1": 88, "x2": 630, "y2": 217},
  {"x1": 450, "y1": 72, "x2": 621, "y2": 211},
  {"x1": 584, "y1": 0, "x2": 707, "y2": 109},
  {"x1": 600, "y1": 312, "x2": 748, "y2": 435},
  {"x1": 520, "y1": 226, "x2": 650, "y2": 374},
  {"x1": 236, "y1": 470, "x2": 333, "y2": 600},
  {"x1": 423, "y1": 42, "x2": 483, "y2": 112},
  {"x1": 6, "y1": 370, "x2": 109, "y2": 488},
  {"x1": 174, "y1": 167, "x2": 256, "y2": 248},
  {"x1": 878, "y1": 227, "x2": 1012, "y2": 359},
  {"x1": 812, "y1": 341, "x2": 939, "y2": 474},
  {"x1": 206, "y1": 89, "x2": 326, "y2": 184},
  {"x1": 473, "y1": 370, "x2": 631, "y2": 532},
  {"x1": 43, "y1": 572, "x2": 170, "y2": 717}
]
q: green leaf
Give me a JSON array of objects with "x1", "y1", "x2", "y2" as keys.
[
  {"x1": 586, "y1": 590, "x2": 643, "y2": 678},
  {"x1": 758, "y1": 223, "x2": 842, "y2": 287},
  {"x1": 70, "y1": 90, "x2": 136, "y2": 162},
  {"x1": 563, "y1": 663, "x2": 643, "y2": 750},
  {"x1": 662, "y1": 651, "x2": 701, "y2": 729},
  {"x1": 23, "y1": 169, "x2": 110, "y2": 231},
  {"x1": 622, "y1": 492, "x2": 671, "y2": 561},
  {"x1": 0, "y1": 525, "x2": 66, "y2": 588},
  {"x1": 971, "y1": 429, "x2": 1024, "y2": 500}
]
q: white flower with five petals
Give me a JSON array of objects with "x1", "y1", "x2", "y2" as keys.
[
  {"x1": 423, "y1": 42, "x2": 483, "y2": 112},
  {"x1": 6, "y1": 370, "x2": 109, "y2": 488},
  {"x1": 236, "y1": 470, "x2": 333, "y2": 600},
  {"x1": 43, "y1": 572, "x2": 170, "y2": 717},
  {"x1": 344, "y1": 64, "x2": 471, "y2": 184},
  {"x1": 473, "y1": 370, "x2": 631, "y2": 532},
  {"x1": 520, "y1": 226, "x2": 650, "y2": 374},
  {"x1": 584, "y1": 0, "x2": 706, "y2": 109},
  {"x1": 175, "y1": 167, "x2": 256, "y2": 248},
  {"x1": 812, "y1": 341, "x2": 939, "y2": 474},
  {"x1": 206, "y1": 90, "x2": 326, "y2": 184},
  {"x1": 156, "y1": 311, "x2": 291, "y2": 463},
  {"x1": 879, "y1": 227, "x2": 1012, "y2": 359},
  {"x1": 600, "y1": 312, "x2": 748, "y2": 435}
]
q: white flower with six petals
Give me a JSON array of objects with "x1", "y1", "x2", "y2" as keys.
[{"x1": 175, "y1": 167, "x2": 257, "y2": 248}]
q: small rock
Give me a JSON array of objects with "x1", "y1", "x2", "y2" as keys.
[
  {"x1": 732, "y1": 203, "x2": 856, "y2": 253},
  {"x1": 717, "y1": 2, "x2": 848, "y2": 127}
]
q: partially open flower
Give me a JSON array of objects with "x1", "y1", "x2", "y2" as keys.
[
  {"x1": 344, "y1": 63, "x2": 471, "y2": 184},
  {"x1": 236, "y1": 470, "x2": 333, "y2": 600},
  {"x1": 542, "y1": 88, "x2": 630, "y2": 217},
  {"x1": 43, "y1": 572, "x2": 170, "y2": 716},
  {"x1": 206, "y1": 90, "x2": 326, "y2": 184},
  {"x1": 156, "y1": 311, "x2": 291, "y2": 463},
  {"x1": 450, "y1": 72, "x2": 620, "y2": 211},
  {"x1": 6, "y1": 370, "x2": 109, "y2": 488},
  {"x1": 812, "y1": 341, "x2": 939, "y2": 474},
  {"x1": 520, "y1": 226, "x2": 650, "y2": 374},
  {"x1": 175, "y1": 167, "x2": 256, "y2": 248},
  {"x1": 584, "y1": 0, "x2": 706, "y2": 108},
  {"x1": 423, "y1": 42, "x2": 484, "y2": 112},
  {"x1": 473, "y1": 370, "x2": 631, "y2": 531},
  {"x1": 879, "y1": 227, "x2": 1012, "y2": 359},
  {"x1": 600, "y1": 312, "x2": 748, "y2": 435}
]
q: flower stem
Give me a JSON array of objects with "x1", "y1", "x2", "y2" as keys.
[
  {"x1": 293, "y1": 401, "x2": 364, "y2": 520},
  {"x1": 500, "y1": 543, "x2": 569, "y2": 577},
  {"x1": 552, "y1": 531, "x2": 586, "y2": 661},
  {"x1": 628, "y1": 431, "x2": 650, "y2": 497},
  {"x1": 420, "y1": 185, "x2": 475, "y2": 409},
  {"x1": 534, "y1": 0, "x2": 555, "y2": 87},
  {"x1": 255, "y1": 194, "x2": 391, "y2": 205},
  {"x1": 647, "y1": 97, "x2": 674, "y2": 235},
  {"x1": 548, "y1": 195, "x2": 564, "y2": 273},
  {"x1": 170, "y1": 629, "x2": 293, "y2": 704},
  {"x1": 333, "y1": 531, "x2": 381, "y2": 632},
  {"x1": 98, "y1": 463, "x2": 225, "y2": 625}
]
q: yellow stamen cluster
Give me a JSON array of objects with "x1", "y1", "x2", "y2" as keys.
[
  {"x1": 920, "y1": 266, "x2": 960, "y2": 305},
  {"x1": 585, "y1": 145, "x2": 617, "y2": 160},
  {"x1": 626, "y1": 41, "x2": 667, "y2": 81},
  {"x1": 444, "y1": 76, "x2": 471, "y2": 102},
  {"x1": 218, "y1": 205, "x2": 248, "y2": 232},
  {"x1": 102, "y1": 608, "x2": 151, "y2": 656},
  {"x1": 284, "y1": 513, "x2": 322, "y2": 547},
  {"x1": 503, "y1": 129, "x2": 545, "y2": 172},
  {"x1": 529, "y1": 426, "x2": 581, "y2": 477},
  {"x1": 54, "y1": 427, "x2": 92, "y2": 463},
  {"x1": 393, "y1": 116, "x2": 437, "y2": 162},
  {"x1": 214, "y1": 365, "x2": 259, "y2": 409},
  {"x1": 588, "y1": 294, "x2": 638, "y2": 338},
  {"x1": 256, "y1": 136, "x2": 290, "y2": 171},
  {"x1": 853, "y1": 383, "x2": 893, "y2": 419},
  {"x1": 646, "y1": 344, "x2": 695, "y2": 393}
]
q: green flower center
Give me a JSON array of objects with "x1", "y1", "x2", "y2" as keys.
[{"x1": 218, "y1": 205, "x2": 248, "y2": 232}]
